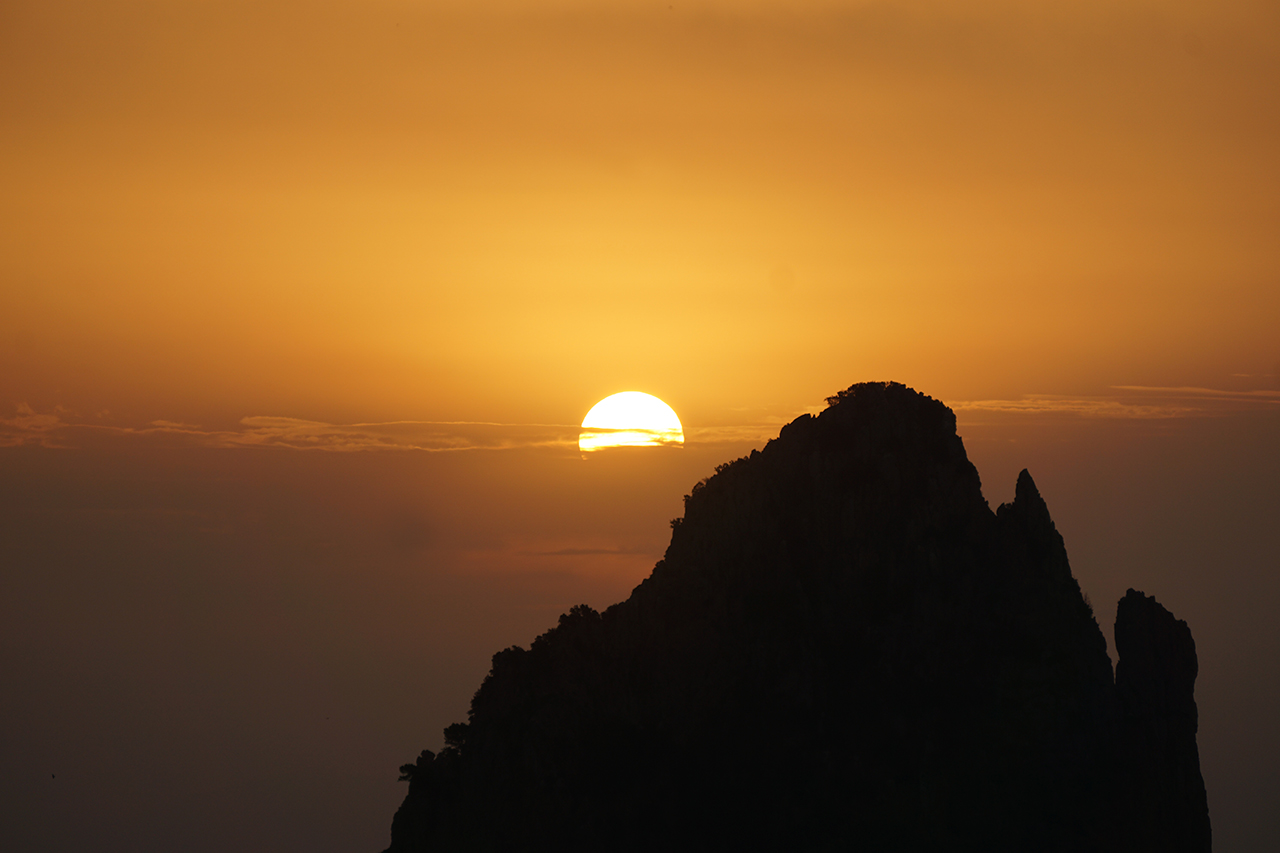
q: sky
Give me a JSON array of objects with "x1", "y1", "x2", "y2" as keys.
[{"x1": 1, "y1": 1, "x2": 1278, "y2": 851}]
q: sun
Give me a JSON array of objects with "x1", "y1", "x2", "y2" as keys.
[{"x1": 579, "y1": 392, "x2": 684, "y2": 452}]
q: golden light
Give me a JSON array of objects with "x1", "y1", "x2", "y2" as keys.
[{"x1": 579, "y1": 392, "x2": 684, "y2": 452}]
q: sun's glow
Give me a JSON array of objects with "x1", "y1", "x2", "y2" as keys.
[{"x1": 579, "y1": 392, "x2": 684, "y2": 452}]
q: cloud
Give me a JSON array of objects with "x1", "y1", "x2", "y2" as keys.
[
  {"x1": 1110, "y1": 385, "x2": 1280, "y2": 400},
  {"x1": 685, "y1": 424, "x2": 785, "y2": 444},
  {"x1": 0, "y1": 405, "x2": 582, "y2": 452},
  {"x1": 0, "y1": 403, "x2": 778, "y2": 453},
  {"x1": 0, "y1": 403, "x2": 69, "y2": 447},
  {"x1": 951, "y1": 385, "x2": 1280, "y2": 421},
  {"x1": 950, "y1": 397, "x2": 1193, "y2": 419},
  {"x1": 8, "y1": 383, "x2": 1273, "y2": 453},
  {"x1": 517, "y1": 545, "x2": 655, "y2": 557},
  {"x1": 210, "y1": 417, "x2": 587, "y2": 452}
]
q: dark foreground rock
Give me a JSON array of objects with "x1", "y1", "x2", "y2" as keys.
[{"x1": 381, "y1": 382, "x2": 1210, "y2": 852}]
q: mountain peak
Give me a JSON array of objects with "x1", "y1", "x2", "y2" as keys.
[{"x1": 380, "y1": 383, "x2": 1210, "y2": 853}]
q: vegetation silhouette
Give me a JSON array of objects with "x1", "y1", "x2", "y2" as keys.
[{"x1": 381, "y1": 382, "x2": 1210, "y2": 852}]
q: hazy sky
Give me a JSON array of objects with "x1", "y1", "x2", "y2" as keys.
[{"x1": 2, "y1": 2, "x2": 1278, "y2": 851}]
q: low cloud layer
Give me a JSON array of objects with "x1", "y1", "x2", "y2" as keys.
[
  {"x1": 0, "y1": 406, "x2": 792, "y2": 452},
  {"x1": 951, "y1": 385, "x2": 1280, "y2": 421},
  {"x1": 5, "y1": 384, "x2": 1276, "y2": 451},
  {"x1": 0, "y1": 410, "x2": 571, "y2": 452}
]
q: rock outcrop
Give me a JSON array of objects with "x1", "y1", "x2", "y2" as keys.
[
  {"x1": 380, "y1": 382, "x2": 1210, "y2": 852},
  {"x1": 1114, "y1": 589, "x2": 1212, "y2": 852}
]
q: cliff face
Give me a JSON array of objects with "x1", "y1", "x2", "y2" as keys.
[
  {"x1": 382, "y1": 382, "x2": 1210, "y2": 852},
  {"x1": 1114, "y1": 590, "x2": 1212, "y2": 852}
]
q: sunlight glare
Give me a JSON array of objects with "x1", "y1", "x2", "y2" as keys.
[{"x1": 579, "y1": 392, "x2": 684, "y2": 452}]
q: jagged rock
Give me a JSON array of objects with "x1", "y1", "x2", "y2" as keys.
[
  {"x1": 1115, "y1": 589, "x2": 1212, "y2": 852},
  {"x1": 379, "y1": 382, "x2": 1210, "y2": 852}
]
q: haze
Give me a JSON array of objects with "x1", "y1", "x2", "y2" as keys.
[{"x1": 1, "y1": 2, "x2": 1277, "y2": 851}]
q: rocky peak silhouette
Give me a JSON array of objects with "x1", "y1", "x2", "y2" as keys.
[
  {"x1": 380, "y1": 382, "x2": 1210, "y2": 852},
  {"x1": 1114, "y1": 589, "x2": 1212, "y2": 852}
]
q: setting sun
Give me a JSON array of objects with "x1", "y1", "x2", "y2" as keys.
[{"x1": 579, "y1": 392, "x2": 684, "y2": 452}]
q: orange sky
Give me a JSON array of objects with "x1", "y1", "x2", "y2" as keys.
[
  {"x1": 2, "y1": 3, "x2": 1278, "y2": 852},
  {"x1": 3, "y1": 0, "x2": 1277, "y2": 430}
]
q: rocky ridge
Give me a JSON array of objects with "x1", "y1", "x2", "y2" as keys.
[{"x1": 381, "y1": 382, "x2": 1210, "y2": 852}]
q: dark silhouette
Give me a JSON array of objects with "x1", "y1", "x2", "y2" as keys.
[
  {"x1": 1114, "y1": 589, "x2": 1212, "y2": 852},
  {"x1": 380, "y1": 382, "x2": 1210, "y2": 852}
]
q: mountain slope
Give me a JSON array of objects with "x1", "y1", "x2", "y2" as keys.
[{"x1": 381, "y1": 382, "x2": 1209, "y2": 852}]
